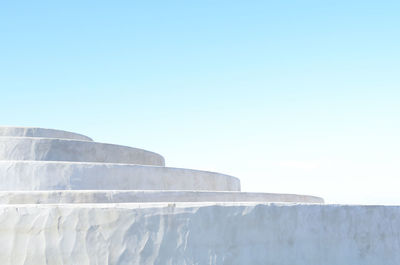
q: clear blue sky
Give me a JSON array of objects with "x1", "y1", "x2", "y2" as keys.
[{"x1": 1, "y1": 1, "x2": 399, "y2": 204}]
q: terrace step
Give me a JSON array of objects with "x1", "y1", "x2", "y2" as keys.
[
  {"x1": 0, "y1": 161, "x2": 240, "y2": 191},
  {"x1": 0, "y1": 137, "x2": 164, "y2": 166},
  {"x1": 0, "y1": 126, "x2": 93, "y2": 141}
]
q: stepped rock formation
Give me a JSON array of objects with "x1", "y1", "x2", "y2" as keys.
[{"x1": 0, "y1": 126, "x2": 399, "y2": 265}]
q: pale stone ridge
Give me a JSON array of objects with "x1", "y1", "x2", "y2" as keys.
[
  {"x1": 0, "y1": 137, "x2": 165, "y2": 166},
  {"x1": 0, "y1": 126, "x2": 93, "y2": 141},
  {"x1": 0, "y1": 190, "x2": 323, "y2": 204},
  {"x1": 0, "y1": 203, "x2": 399, "y2": 265},
  {"x1": 0, "y1": 125, "x2": 363, "y2": 265},
  {"x1": 0, "y1": 161, "x2": 240, "y2": 191}
]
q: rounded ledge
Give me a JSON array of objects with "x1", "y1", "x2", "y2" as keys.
[
  {"x1": 0, "y1": 126, "x2": 93, "y2": 141},
  {"x1": 0, "y1": 161, "x2": 240, "y2": 191},
  {"x1": 0, "y1": 137, "x2": 165, "y2": 166},
  {"x1": 0, "y1": 190, "x2": 323, "y2": 204}
]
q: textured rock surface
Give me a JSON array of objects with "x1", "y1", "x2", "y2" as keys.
[
  {"x1": 0, "y1": 190, "x2": 323, "y2": 204},
  {"x1": 0, "y1": 203, "x2": 399, "y2": 265},
  {"x1": 3, "y1": 126, "x2": 396, "y2": 265},
  {"x1": 0, "y1": 137, "x2": 164, "y2": 165},
  {"x1": 0, "y1": 161, "x2": 239, "y2": 191},
  {"x1": 0, "y1": 126, "x2": 92, "y2": 141}
]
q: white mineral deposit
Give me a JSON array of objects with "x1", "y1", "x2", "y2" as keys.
[{"x1": 0, "y1": 126, "x2": 398, "y2": 265}]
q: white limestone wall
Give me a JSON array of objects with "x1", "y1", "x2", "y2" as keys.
[
  {"x1": 0, "y1": 127, "x2": 328, "y2": 201},
  {"x1": 0, "y1": 137, "x2": 165, "y2": 166},
  {"x1": 0, "y1": 126, "x2": 398, "y2": 264},
  {"x1": 0, "y1": 126, "x2": 93, "y2": 141},
  {"x1": 0, "y1": 161, "x2": 240, "y2": 191},
  {"x1": 0, "y1": 203, "x2": 398, "y2": 265},
  {"x1": 0, "y1": 190, "x2": 323, "y2": 204}
]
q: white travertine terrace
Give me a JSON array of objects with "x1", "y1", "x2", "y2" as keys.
[
  {"x1": 0, "y1": 190, "x2": 323, "y2": 204},
  {"x1": 0, "y1": 137, "x2": 164, "y2": 166},
  {"x1": 0, "y1": 126, "x2": 398, "y2": 265},
  {"x1": 1, "y1": 203, "x2": 399, "y2": 265},
  {"x1": 0, "y1": 161, "x2": 240, "y2": 191},
  {"x1": 0, "y1": 126, "x2": 93, "y2": 141}
]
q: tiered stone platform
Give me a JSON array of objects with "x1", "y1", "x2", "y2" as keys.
[
  {"x1": 0, "y1": 126, "x2": 398, "y2": 265},
  {"x1": 0, "y1": 126, "x2": 320, "y2": 203}
]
